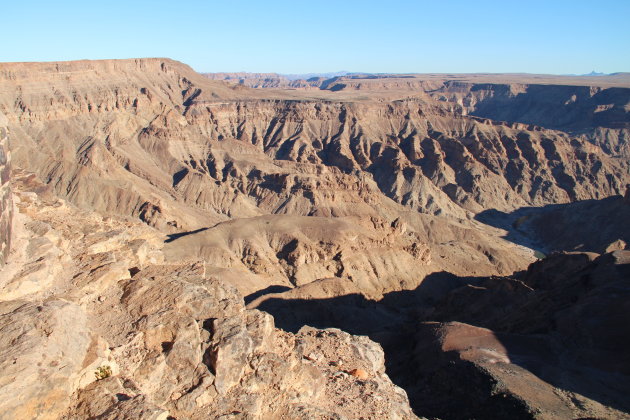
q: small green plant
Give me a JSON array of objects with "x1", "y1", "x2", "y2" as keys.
[{"x1": 94, "y1": 365, "x2": 112, "y2": 380}]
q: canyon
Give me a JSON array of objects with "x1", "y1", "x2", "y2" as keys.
[{"x1": 0, "y1": 58, "x2": 628, "y2": 419}]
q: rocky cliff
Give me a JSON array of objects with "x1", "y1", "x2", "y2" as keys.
[{"x1": 0, "y1": 172, "x2": 417, "y2": 419}]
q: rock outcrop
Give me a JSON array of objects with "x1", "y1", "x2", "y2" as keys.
[
  {"x1": 0, "y1": 171, "x2": 418, "y2": 420},
  {"x1": 251, "y1": 250, "x2": 630, "y2": 420},
  {"x1": 402, "y1": 250, "x2": 630, "y2": 420}
]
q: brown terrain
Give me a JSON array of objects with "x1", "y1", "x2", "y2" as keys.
[{"x1": 0, "y1": 58, "x2": 628, "y2": 419}]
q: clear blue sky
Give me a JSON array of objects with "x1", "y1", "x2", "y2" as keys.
[{"x1": 2, "y1": 0, "x2": 629, "y2": 74}]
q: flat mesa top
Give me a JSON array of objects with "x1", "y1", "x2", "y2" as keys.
[
  {"x1": 335, "y1": 72, "x2": 630, "y2": 88},
  {"x1": 1, "y1": 58, "x2": 629, "y2": 88},
  {"x1": 1, "y1": 59, "x2": 629, "y2": 105},
  {"x1": 207, "y1": 70, "x2": 630, "y2": 89}
]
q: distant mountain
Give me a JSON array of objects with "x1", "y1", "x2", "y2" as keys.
[{"x1": 281, "y1": 71, "x2": 350, "y2": 81}]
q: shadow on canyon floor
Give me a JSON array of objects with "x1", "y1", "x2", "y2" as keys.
[
  {"x1": 244, "y1": 285, "x2": 292, "y2": 305},
  {"x1": 254, "y1": 269, "x2": 630, "y2": 419},
  {"x1": 475, "y1": 195, "x2": 629, "y2": 254},
  {"x1": 164, "y1": 227, "x2": 209, "y2": 243}
]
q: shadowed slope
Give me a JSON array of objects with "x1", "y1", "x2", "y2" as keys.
[{"x1": 251, "y1": 251, "x2": 630, "y2": 419}]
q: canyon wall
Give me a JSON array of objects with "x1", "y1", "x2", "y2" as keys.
[
  {"x1": 1, "y1": 59, "x2": 629, "y2": 419},
  {"x1": 0, "y1": 111, "x2": 10, "y2": 265}
]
